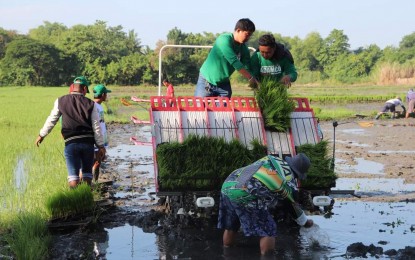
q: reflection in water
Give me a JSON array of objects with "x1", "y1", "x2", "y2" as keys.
[
  {"x1": 14, "y1": 155, "x2": 28, "y2": 193},
  {"x1": 98, "y1": 201, "x2": 415, "y2": 259},
  {"x1": 335, "y1": 157, "x2": 384, "y2": 175},
  {"x1": 103, "y1": 223, "x2": 157, "y2": 260},
  {"x1": 339, "y1": 128, "x2": 367, "y2": 135},
  {"x1": 335, "y1": 177, "x2": 415, "y2": 194}
]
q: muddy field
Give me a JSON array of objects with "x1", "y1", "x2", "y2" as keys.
[{"x1": 47, "y1": 119, "x2": 415, "y2": 260}]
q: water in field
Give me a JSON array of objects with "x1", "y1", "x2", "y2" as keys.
[
  {"x1": 47, "y1": 124, "x2": 415, "y2": 260},
  {"x1": 86, "y1": 139, "x2": 415, "y2": 260},
  {"x1": 14, "y1": 155, "x2": 28, "y2": 193},
  {"x1": 90, "y1": 201, "x2": 415, "y2": 260}
]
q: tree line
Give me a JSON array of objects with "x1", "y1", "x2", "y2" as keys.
[{"x1": 0, "y1": 20, "x2": 414, "y2": 86}]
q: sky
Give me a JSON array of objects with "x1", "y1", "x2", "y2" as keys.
[{"x1": 1, "y1": 0, "x2": 414, "y2": 50}]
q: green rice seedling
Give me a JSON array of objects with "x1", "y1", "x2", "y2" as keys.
[
  {"x1": 45, "y1": 183, "x2": 95, "y2": 219},
  {"x1": 296, "y1": 141, "x2": 337, "y2": 189},
  {"x1": 254, "y1": 77, "x2": 295, "y2": 132},
  {"x1": 156, "y1": 135, "x2": 266, "y2": 191},
  {"x1": 313, "y1": 106, "x2": 356, "y2": 120},
  {"x1": 249, "y1": 139, "x2": 268, "y2": 161},
  {"x1": 5, "y1": 212, "x2": 50, "y2": 260}
]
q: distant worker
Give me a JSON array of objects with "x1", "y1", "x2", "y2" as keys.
[
  {"x1": 92, "y1": 84, "x2": 112, "y2": 181},
  {"x1": 250, "y1": 34, "x2": 297, "y2": 87},
  {"x1": 163, "y1": 79, "x2": 175, "y2": 98},
  {"x1": 405, "y1": 88, "x2": 415, "y2": 118},
  {"x1": 375, "y1": 97, "x2": 406, "y2": 120},
  {"x1": 35, "y1": 76, "x2": 106, "y2": 188},
  {"x1": 194, "y1": 18, "x2": 259, "y2": 98},
  {"x1": 217, "y1": 153, "x2": 314, "y2": 256}
]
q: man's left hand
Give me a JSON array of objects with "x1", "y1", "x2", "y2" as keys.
[{"x1": 280, "y1": 76, "x2": 292, "y2": 88}]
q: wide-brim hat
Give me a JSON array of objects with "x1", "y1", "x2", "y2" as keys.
[{"x1": 285, "y1": 153, "x2": 311, "y2": 180}]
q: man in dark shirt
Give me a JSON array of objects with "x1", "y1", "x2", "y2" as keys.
[{"x1": 35, "y1": 76, "x2": 106, "y2": 187}]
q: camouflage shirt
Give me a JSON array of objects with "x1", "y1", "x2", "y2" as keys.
[{"x1": 221, "y1": 155, "x2": 298, "y2": 209}]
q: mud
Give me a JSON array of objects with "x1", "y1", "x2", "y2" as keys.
[{"x1": 46, "y1": 120, "x2": 415, "y2": 260}]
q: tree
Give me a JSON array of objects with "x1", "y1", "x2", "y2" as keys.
[
  {"x1": 28, "y1": 22, "x2": 68, "y2": 44},
  {"x1": 0, "y1": 28, "x2": 20, "y2": 60},
  {"x1": 318, "y1": 29, "x2": 350, "y2": 73},
  {"x1": 291, "y1": 32, "x2": 324, "y2": 71},
  {"x1": 0, "y1": 38, "x2": 63, "y2": 86},
  {"x1": 395, "y1": 32, "x2": 415, "y2": 62}
]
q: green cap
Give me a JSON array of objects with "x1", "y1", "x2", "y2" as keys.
[
  {"x1": 93, "y1": 84, "x2": 112, "y2": 97},
  {"x1": 73, "y1": 76, "x2": 90, "y2": 93}
]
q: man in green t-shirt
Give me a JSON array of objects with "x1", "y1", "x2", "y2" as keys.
[
  {"x1": 250, "y1": 34, "x2": 297, "y2": 87},
  {"x1": 194, "y1": 18, "x2": 259, "y2": 98},
  {"x1": 217, "y1": 153, "x2": 314, "y2": 256}
]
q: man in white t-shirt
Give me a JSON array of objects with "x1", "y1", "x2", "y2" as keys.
[
  {"x1": 92, "y1": 84, "x2": 112, "y2": 181},
  {"x1": 375, "y1": 97, "x2": 406, "y2": 120}
]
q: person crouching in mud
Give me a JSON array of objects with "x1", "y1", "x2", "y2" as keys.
[
  {"x1": 217, "y1": 153, "x2": 314, "y2": 256},
  {"x1": 375, "y1": 97, "x2": 406, "y2": 120}
]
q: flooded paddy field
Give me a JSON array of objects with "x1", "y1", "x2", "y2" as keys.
[{"x1": 48, "y1": 120, "x2": 415, "y2": 260}]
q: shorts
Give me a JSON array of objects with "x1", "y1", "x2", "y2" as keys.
[
  {"x1": 381, "y1": 103, "x2": 395, "y2": 112},
  {"x1": 64, "y1": 142, "x2": 94, "y2": 182},
  {"x1": 217, "y1": 193, "x2": 277, "y2": 237}
]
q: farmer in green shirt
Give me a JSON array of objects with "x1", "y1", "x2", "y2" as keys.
[
  {"x1": 217, "y1": 153, "x2": 314, "y2": 256},
  {"x1": 250, "y1": 34, "x2": 297, "y2": 87},
  {"x1": 194, "y1": 18, "x2": 259, "y2": 98}
]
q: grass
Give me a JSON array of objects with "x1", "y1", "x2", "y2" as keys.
[
  {"x1": 45, "y1": 183, "x2": 95, "y2": 219},
  {"x1": 0, "y1": 82, "x2": 411, "y2": 258},
  {"x1": 5, "y1": 212, "x2": 50, "y2": 260}
]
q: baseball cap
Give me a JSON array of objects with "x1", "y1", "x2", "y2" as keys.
[
  {"x1": 93, "y1": 84, "x2": 112, "y2": 97},
  {"x1": 285, "y1": 153, "x2": 311, "y2": 180},
  {"x1": 73, "y1": 76, "x2": 90, "y2": 93}
]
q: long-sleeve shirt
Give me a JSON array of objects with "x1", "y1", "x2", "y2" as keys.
[
  {"x1": 39, "y1": 93, "x2": 104, "y2": 147},
  {"x1": 221, "y1": 155, "x2": 307, "y2": 226},
  {"x1": 406, "y1": 91, "x2": 415, "y2": 102},
  {"x1": 200, "y1": 33, "x2": 251, "y2": 85},
  {"x1": 250, "y1": 50, "x2": 297, "y2": 82},
  {"x1": 386, "y1": 98, "x2": 405, "y2": 108}
]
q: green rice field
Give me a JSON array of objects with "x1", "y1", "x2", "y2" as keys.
[{"x1": 0, "y1": 83, "x2": 410, "y2": 258}]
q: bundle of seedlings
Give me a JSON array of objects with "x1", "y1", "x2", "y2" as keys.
[
  {"x1": 156, "y1": 135, "x2": 267, "y2": 191},
  {"x1": 45, "y1": 183, "x2": 95, "y2": 219},
  {"x1": 253, "y1": 77, "x2": 295, "y2": 132},
  {"x1": 296, "y1": 140, "x2": 337, "y2": 189}
]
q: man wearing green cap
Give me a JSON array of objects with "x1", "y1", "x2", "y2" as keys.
[
  {"x1": 35, "y1": 76, "x2": 106, "y2": 188},
  {"x1": 92, "y1": 84, "x2": 112, "y2": 181}
]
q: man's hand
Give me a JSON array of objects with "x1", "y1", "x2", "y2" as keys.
[
  {"x1": 304, "y1": 219, "x2": 314, "y2": 228},
  {"x1": 248, "y1": 77, "x2": 259, "y2": 89},
  {"x1": 280, "y1": 75, "x2": 292, "y2": 88},
  {"x1": 96, "y1": 147, "x2": 106, "y2": 162},
  {"x1": 35, "y1": 135, "x2": 44, "y2": 147}
]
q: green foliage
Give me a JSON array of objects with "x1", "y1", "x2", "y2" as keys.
[
  {"x1": 326, "y1": 45, "x2": 382, "y2": 83},
  {"x1": 255, "y1": 77, "x2": 295, "y2": 131},
  {"x1": 156, "y1": 135, "x2": 267, "y2": 191},
  {"x1": 318, "y1": 29, "x2": 350, "y2": 69},
  {"x1": 296, "y1": 141, "x2": 337, "y2": 189},
  {"x1": 5, "y1": 212, "x2": 50, "y2": 260},
  {"x1": 45, "y1": 184, "x2": 95, "y2": 219},
  {"x1": 2, "y1": 23, "x2": 415, "y2": 86},
  {"x1": 0, "y1": 38, "x2": 62, "y2": 85}
]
